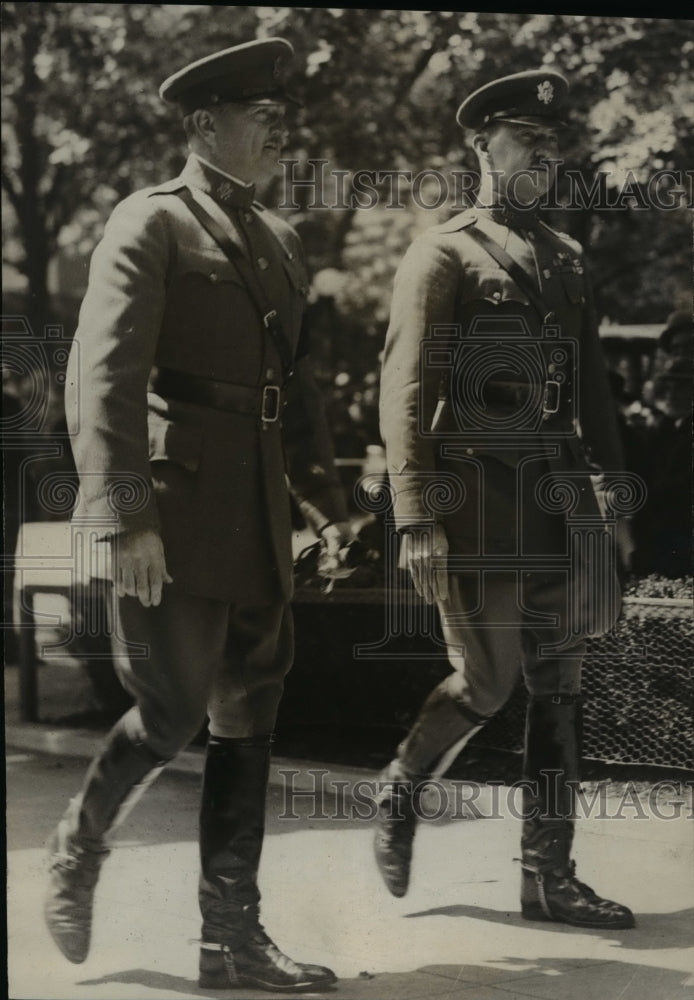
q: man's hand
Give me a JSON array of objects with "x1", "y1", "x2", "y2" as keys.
[
  {"x1": 113, "y1": 528, "x2": 173, "y2": 607},
  {"x1": 318, "y1": 521, "x2": 355, "y2": 579},
  {"x1": 402, "y1": 522, "x2": 449, "y2": 604}
]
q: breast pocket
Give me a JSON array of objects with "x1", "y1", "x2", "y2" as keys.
[
  {"x1": 175, "y1": 243, "x2": 246, "y2": 290},
  {"x1": 464, "y1": 266, "x2": 531, "y2": 309}
]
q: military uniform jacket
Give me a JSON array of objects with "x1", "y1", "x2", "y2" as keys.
[
  {"x1": 67, "y1": 154, "x2": 347, "y2": 603},
  {"x1": 380, "y1": 208, "x2": 625, "y2": 556}
]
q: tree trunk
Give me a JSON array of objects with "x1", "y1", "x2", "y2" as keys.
[{"x1": 15, "y1": 11, "x2": 52, "y2": 332}]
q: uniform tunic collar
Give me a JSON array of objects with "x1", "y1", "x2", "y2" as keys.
[
  {"x1": 182, "y1": 153, "x2": 256, "y2": 210},
  {"x1": 479, "y1": 201, "x2": 542, "y2": 235}
]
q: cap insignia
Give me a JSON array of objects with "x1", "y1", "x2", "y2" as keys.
[{"x1": 537, "y1": 80, "x2": 555, "y2": 105}]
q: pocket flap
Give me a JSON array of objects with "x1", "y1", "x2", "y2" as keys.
[
  {"x1": 176, "y1": 243, "x2": 245, "y2": 288},
  {"x1": 464, "y1": 267, "x2": 531, "y2": 308}
]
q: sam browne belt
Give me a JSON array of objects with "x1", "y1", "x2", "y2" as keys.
[{"x1": 150, "y1": 367, "x2": 282, "y2": 424}]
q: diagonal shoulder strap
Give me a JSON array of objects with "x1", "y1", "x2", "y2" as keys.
[
  {"x1": 464, "y1": 224, "x2": 552, "y2": 322},
  {"x1": 174, "y1": 186, "x2": 295, "y2": 380}
]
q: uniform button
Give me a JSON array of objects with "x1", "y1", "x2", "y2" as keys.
[
  {"x1": 287, "y1": 251, "x2": 294, "y2": 261},
  {"x1": 209, "y1": 272, "x2": 218, "y2": 282},
  {"x1": 492, "y1": 291, "x2": 501, "y2": 302},
  {"x1": 266, "y1": 368, "x2": 275, "y2": 380},
  {"x1": 466, "y1": 447, "x2": 474, "y2": 455},
  {"x1": 542, "y1": 413, "x2": 551, "y2": 422},
  {"x1": 257, "y1": 257, "x2": 269, "y2": 270},
  {"x1": 244, "y1": 213, "x2": 254, "y2": 224},
  {"x1": 548, "y1": 363, "x2": 557, "y2": 374}
]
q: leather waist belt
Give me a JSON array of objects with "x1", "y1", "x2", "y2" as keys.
[
  {"x1": 483, "y1": 380, "x2": 562, "y2": 414},
  {"x1": 150, "y1": 367, "x2": 282, "y2": 423}
]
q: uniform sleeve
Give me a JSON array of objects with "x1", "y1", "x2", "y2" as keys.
[
  {"x1": 379, "y1": 235, "x2": 460, "y2": 528},
  {"x1": 577, "y1": 265, "x2": 625, "y2": 473},
  {"x1": 282, "y1": 353, "x2": 349, "y2": 531},
  {"x1": 66, "y1": 195, "x2": 171, "y2": 536}
]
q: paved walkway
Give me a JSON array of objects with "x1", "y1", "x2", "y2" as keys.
[
  {"x1": 5, "y1": 666, "x2": 694, "y2": 1000},
  {"x1": 7, "y1": 725, "x2": 694, "y2": 1000}
]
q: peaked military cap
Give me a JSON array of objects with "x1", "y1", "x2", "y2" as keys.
[
  {"x1": 159, "y1": 37, "x2": 295, "y2": 113},
  {"x1": 456, "y1": 69, "x2": 569, "y2": 130}
]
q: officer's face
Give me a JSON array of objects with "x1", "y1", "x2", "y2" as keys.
[
  {"x1": 207, "y1": 102, "x2": 288, "y2": 183},
  {"x1": 485, "y1": 122, "x2": 560, "y2": 205}
]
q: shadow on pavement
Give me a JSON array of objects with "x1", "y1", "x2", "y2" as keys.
[
  {"x1": 78, "y1": 967, "x2": 339, "y2": 999},
  {"x1": 405, "y1": 902, "x2": 694, "y2": 951},
  {"x1": 77, "y1": 955, "x2": 694, "y2": 1000},
  {"x1": 419, "y1": 955, "x2": 694, "y2": 996}
]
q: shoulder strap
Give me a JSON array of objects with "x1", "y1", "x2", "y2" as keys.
[
  {"x1": 464, "y1": 224, "x2": 551, "y2": 322},
  {"x1": 174, "y1": 186, "x2": 295, "y2": 381}
]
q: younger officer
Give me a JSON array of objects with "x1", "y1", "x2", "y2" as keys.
[
  {"x1": 45, "y1": 39, "x2": 349, "y2": 992},
  {"x1": 377, "y1": 70, "x2": 635, "y2": 929}
]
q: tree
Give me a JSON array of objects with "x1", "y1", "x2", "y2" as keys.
[
  {"x1": 1, "y1": 3, "x2": 264, "y2": 327},
  {"x1": 2, "y1": 5, "x2": 691, "y2": 331}
]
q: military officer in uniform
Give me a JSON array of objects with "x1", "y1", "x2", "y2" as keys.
[
  {"x1": 376, "y1": 70, "x2": 635, "y2": 928},
  {"x1": 45, "y1": 39, "x2": 349, "y2": 992}
]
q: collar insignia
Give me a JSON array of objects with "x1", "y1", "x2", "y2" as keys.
[{"x1": 216, "y1": 180, "x2": 235, "y2": 203}]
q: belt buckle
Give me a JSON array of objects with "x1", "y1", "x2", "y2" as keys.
[
  {"x1": 542, "y1": 380, "x2": 560, "y2": 415},
  {"x1": 261, "y1": 384, "x2": 280, "y2": 424}
]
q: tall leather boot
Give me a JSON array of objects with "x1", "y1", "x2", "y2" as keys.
[
  {"x1": 44, "y1": 710, "x2": 168, "y2": 963},
  {"x1": 197, "y1": 735, "x2": 336, "y2": 992},
  {"x1": 374, "y1": 683, "x2": 489, "y2": 897},
  {"x1": 520, "y1": 695, "x2": 635, "y2": 929}
]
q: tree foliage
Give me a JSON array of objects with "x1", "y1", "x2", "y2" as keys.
[{"x1": 2, "y1": 5, "x2": 691, "y2": 337}]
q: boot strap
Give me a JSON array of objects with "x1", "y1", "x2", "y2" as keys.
[
  {"x1": 535, "y1": 872, "x2": 553, "y2": 919},
  {"x1": 521, "y1": 857, "x2": 574, "y2": 878},
  {"x1": 200, "y1": 941, "x2": 241, "y2": 985},
  {"x1": 221, "y1": 944, "x2": 240, "y2": 986},
  {"x1": 523, "y1": 857, "x2": 583, "y2": 919},
  {"x1": 520, "y1": 862, "x2": 554, "y2": 919}
]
